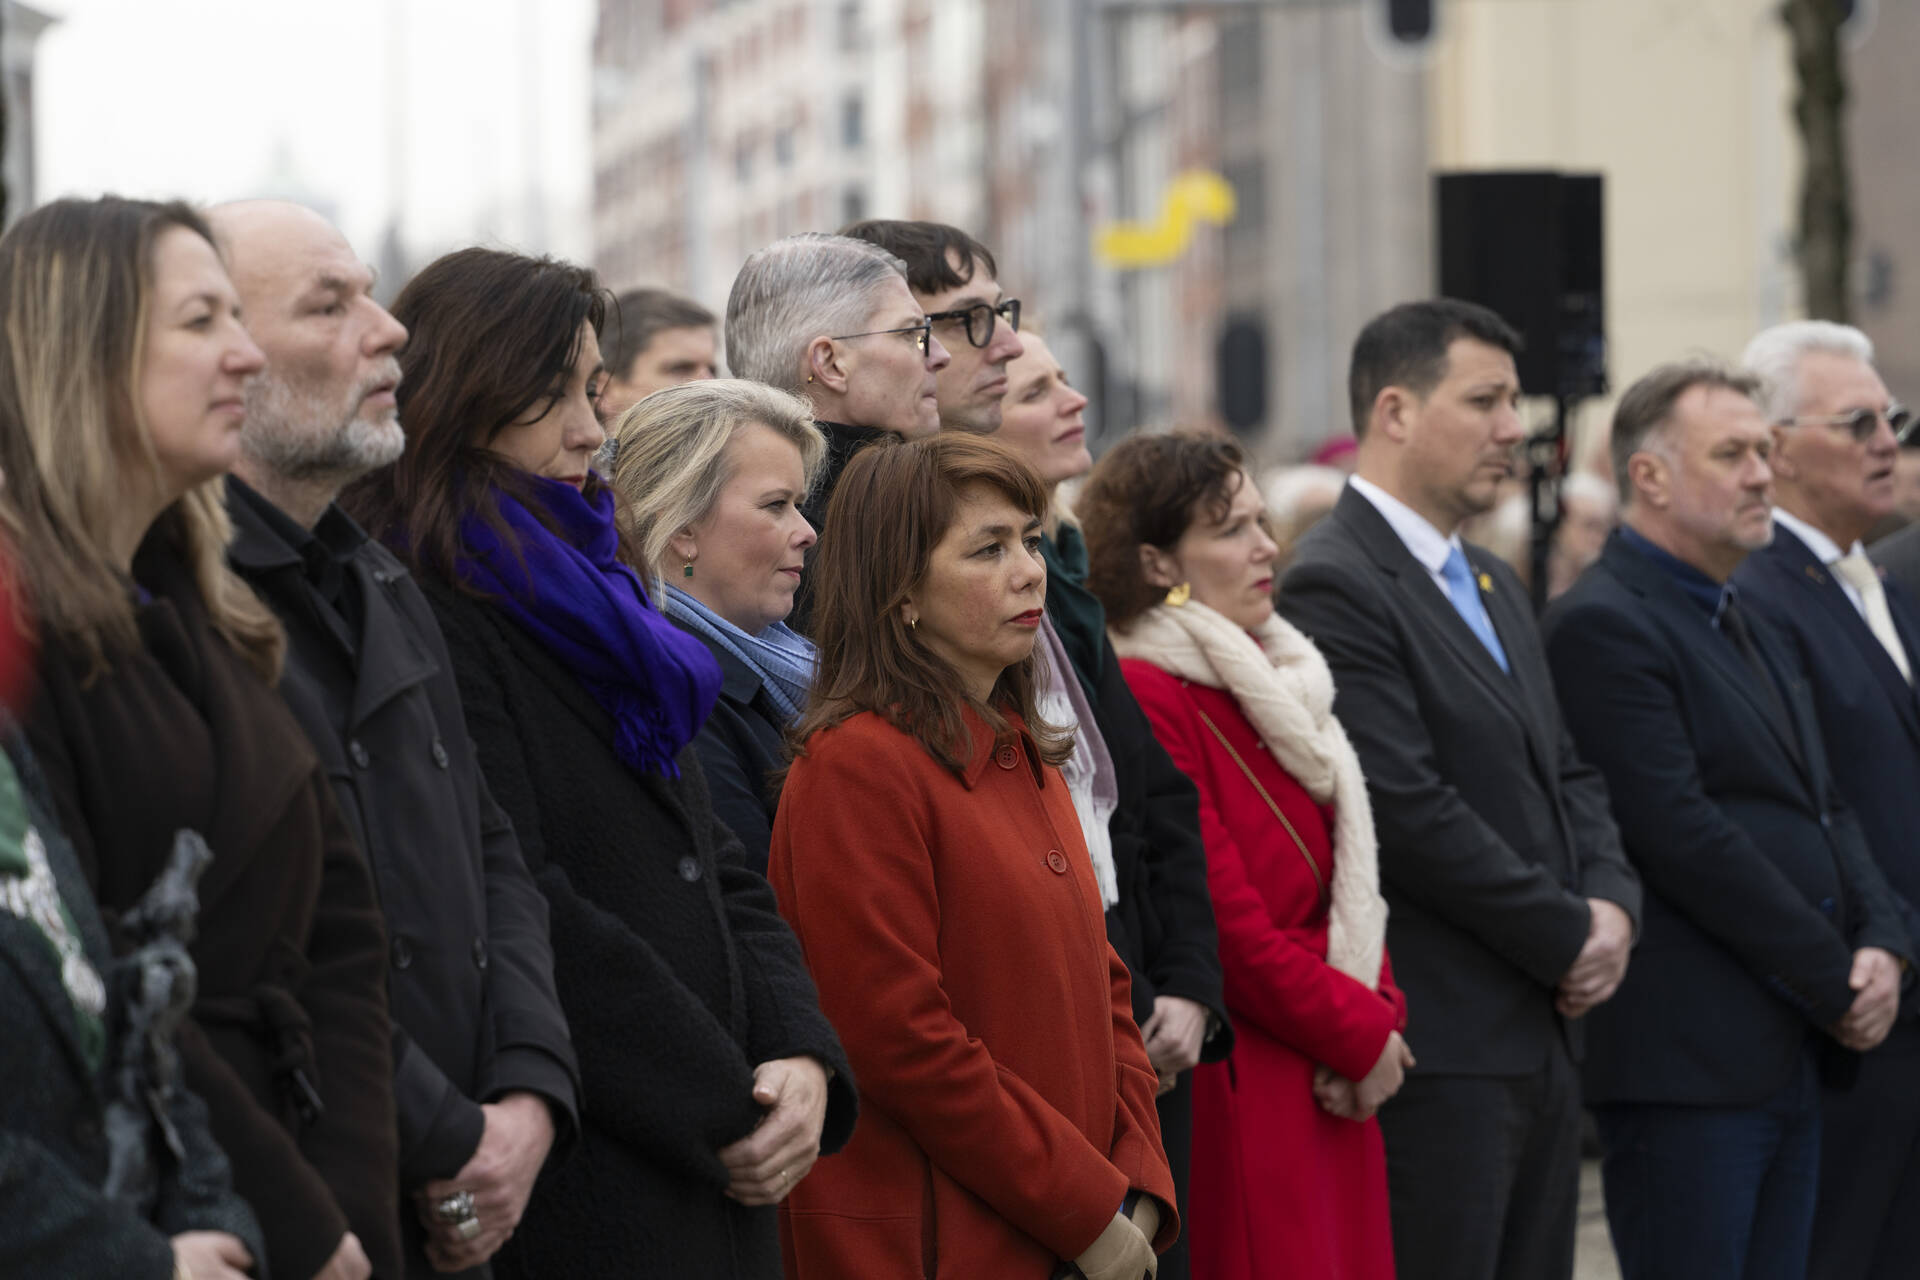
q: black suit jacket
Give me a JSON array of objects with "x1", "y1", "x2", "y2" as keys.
[
  {"x1": 1277, "y1": 485, "x2": 1640, "y2": 1076},
  {"x1": 1545, "y1": 533, "x2": 1908, "y2": 1106},
  {"x1": 1738, "y1": 523, "x2": 1920, "y2": 1012}
]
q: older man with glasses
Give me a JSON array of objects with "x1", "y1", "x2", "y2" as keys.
[
  {"x1": 1734, "y1": 320, "x2": 1920, "y2": 1280},
  {"x1": 840, "y1": 219, "x2": 1025, "y2": 435}
]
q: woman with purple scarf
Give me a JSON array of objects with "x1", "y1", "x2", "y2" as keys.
[{"x1": 342, "y1": 248, "x2": 854, "y2": 1279}]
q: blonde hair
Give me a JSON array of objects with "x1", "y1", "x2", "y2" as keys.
[
  {"x1": 607, "y1": 378, "x2": 825, "y2": 599},
  {"x1": 0, "y1": 197, "x2": 282, "y2": 681}
]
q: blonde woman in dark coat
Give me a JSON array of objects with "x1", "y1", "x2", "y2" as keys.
[{"x1": 4, "y1": 197, "x2": 400, "y2": 1280}]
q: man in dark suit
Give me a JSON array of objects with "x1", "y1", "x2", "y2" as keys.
[
  {"x1": 212, "y1": 201, "x2": 579, "y2": 1279},
  {"x1": 1545, "y1": 359, "x2": 1908, "y2": 1280},
  {"x1": 1733, "y1": 322, "x2": 1920, "y2": 1280},
  {"x1": 1279, "y1": 299, "x2": 1642, "y2": 1280}
]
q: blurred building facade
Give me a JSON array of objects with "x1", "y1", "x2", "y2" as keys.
[
  {"x1": 2, "y1": 0, "x2": 57, "y2": 230},
  {"x1": 591, "y1": 0, "x2": 1917, "y2": 463}
]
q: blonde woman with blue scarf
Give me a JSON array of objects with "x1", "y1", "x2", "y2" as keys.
[{"x1": 610, "y1": 379, "x2": 826, "y2": 875}]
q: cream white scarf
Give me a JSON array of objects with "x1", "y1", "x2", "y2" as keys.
[{"x1": 1111, "y1": 599, "x2": 1387, "y2": 986}]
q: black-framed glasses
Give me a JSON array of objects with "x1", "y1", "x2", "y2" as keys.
[
  {"x1": 830, "y1": 316, "x2": 933, "y2": 357},
  {"x1": 1779, "y1": 404, "x2": 1915, "y2": 445},
  {"x1": 925, "y1": 298, "x2": 1021, "y2": 349}
]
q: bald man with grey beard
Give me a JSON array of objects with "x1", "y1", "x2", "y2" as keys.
[{"x1": 212, "y1": 201, "x2": 579, "y2": 1280}]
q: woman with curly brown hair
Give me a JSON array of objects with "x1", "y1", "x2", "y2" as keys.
[{"x1": 1078, "y1": 430, "x2": 1408, "y2": 1280}]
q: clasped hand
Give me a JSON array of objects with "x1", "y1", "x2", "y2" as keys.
[
  {"x1": 719, "y1": 1056, "x2": 831, "y2": 1205},
  {"x1": 415, "y1": 1091, "x2": 555, "y2": 1273},
  {"x1": 1556, "y1": 898, "x2": 1633, "y2": 1019},
  {"x1": 1312, "y1": 1030, "x2": 1415, "y2": 1122},
  {"x1": 1830, "y1": 946, "x2": 1902, "y2": 1052}
]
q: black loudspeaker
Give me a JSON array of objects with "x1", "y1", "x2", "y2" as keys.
[{"x1": 1436, "y1": 171, "x2": 1606, "y2": 400}]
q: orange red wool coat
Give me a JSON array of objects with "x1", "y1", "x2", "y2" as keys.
[{"x1": 769, "y1": 709, "x2": 1177, "y2": 1278}]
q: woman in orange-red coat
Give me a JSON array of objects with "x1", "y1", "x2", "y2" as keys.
[
  {"x1": 770, "y1": 433, "x2": 1177, "y2": 1279},
  {"x1": 1081, "y1": 433, "x2": 1410, "y2": 1280}
]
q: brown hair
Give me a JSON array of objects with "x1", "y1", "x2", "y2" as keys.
[
  {"x1": 791, "y1": 432, "x2": 1070, "y2": 777},
  {"x1": 0, "y1": 196, "x2": 282, "y2": 681},
  {"x1": 1077, "y1": 430, "x2": 1249, "y2": 631},
  {"x1": 341, "y1": 247, "x2": 614, "y2": 586},
  {"x1": 1609, "y1": 360, "x2": 1763, "y2": 504}
]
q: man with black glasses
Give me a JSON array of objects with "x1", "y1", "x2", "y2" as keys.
[
  {"x1": 841, "y1": 219, "x2": 1025, "y2": 434},
  {"x1": 1736, "y1": 321, "x2": 1920, "y2": 1280}
]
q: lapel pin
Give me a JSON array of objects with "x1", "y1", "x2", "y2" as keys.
[
  {"x1": 1477, "y1": 572, "x2": 1493, "y2": 593},
  {"x1": 1804, "y1": 565, "x2": 1826, "y2": 584}
]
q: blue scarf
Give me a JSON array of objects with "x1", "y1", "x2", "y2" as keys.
[
  {"x1": 457, "y1": 478, "x2": 721, "y2": 777},
  {"x1": 663, "y1": 585, "x2": 816, "y2": 724}
]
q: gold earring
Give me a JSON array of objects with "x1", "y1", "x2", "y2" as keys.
[
  {"x1": 1164, "y1": 582, "x2": 1191, "y2": 608},
  {"x1": 806, "y1": 373, "x2": 815, "y2": 384},
  {"x1": 907, "y1": 614, "x2": 918, "y2": 630}
]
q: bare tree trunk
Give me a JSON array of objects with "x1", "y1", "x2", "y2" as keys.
[{"x1": 1781, "y1": 0, "x2": 1852, "y2": 321}]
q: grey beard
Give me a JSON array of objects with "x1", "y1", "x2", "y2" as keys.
[{"x1": 243, "y1": 381, "x2": 404, "y2": 483}]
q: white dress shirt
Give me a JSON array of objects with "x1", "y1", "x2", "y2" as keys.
[{"x1": 1347, "y1": 474, "x2": 1466, "y2": 598}]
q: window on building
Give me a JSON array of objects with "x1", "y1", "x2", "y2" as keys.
[
  {"x1": 774, "y1": 127, "x2": 795, "y2": 168},
  {"x1": 841, "y1": 184, "x2": 867, "y2": 224},
  {"x1": 841, "y1": 93, "x2": 865, "y2": 149},
  {"x1": 838, "y1": 1, "x2": 862, "y2": 51}
]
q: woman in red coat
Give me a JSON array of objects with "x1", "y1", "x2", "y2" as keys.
[
  {"x1": 770, "y1": 433, "x2": 1177, "y2": 1279},
  {"x1": 1078, "y1": 432, "x2": 1411, "y2": 1280}
]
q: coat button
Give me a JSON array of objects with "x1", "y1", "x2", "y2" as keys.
[
  {"x1": 995, "y1": 745, "x2": 1020, "y2": 770},
  {"x1": 678, "y1": 856, "x2": 703, "y2": 883},
  {"x1": 432, "y1": 738, "x2": 450, "y2": 769},
  {"x1": 390, "y1": 937, "x2": 413, "y2": 970},
  {"x1": 1046, "y1": 850, "x2": 1069, "y2": 874},
  {"x1": 471, "y1": 938, "x2": 489, "y2": 970},
  {"x1": 1819, "y1": 813, "x2": 1832, "y2": 831},
  {"x1": 349, "y1": 739, "x2": 371, "y2": 769},
  {"x1": 1819, "y1": 897, "x2": 1836, "y2": 916}
]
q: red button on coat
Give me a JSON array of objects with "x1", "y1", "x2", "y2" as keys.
[
  {"x1": 1046, "y1": 850, "x2": 1069, "y2": 874},
  {"x1": 995, "y1": 745, "x2": 1020, "y2": 769}
]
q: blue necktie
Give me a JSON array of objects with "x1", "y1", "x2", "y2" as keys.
[{"x1": 1441, "y1": 546, "x2": 1509, "y2": 673}]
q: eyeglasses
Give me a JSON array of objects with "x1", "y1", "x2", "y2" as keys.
[
  {"x1": 830, "y1": 316, "x2": 933, "y2": 357},
  {"x1": 924, "y1": 298, "x2": 1021, "y2": 349},
  {"x1": 1778, "y1": 404, "x2": 1915, "y2": 445}
]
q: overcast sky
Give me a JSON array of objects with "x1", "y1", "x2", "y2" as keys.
[{"x1": 33, "y1": 0, "x2": 595, "y2": 266}]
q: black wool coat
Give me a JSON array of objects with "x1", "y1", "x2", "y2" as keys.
[
  {"x1": 420, "y1": 578, "x2": 856, "y2": 1279},
  {"x1": 0, "y1": 731, "x2": 264, "y2": 1278},
  {"x1": 26, "y1": 523, "x2": 402, "y2": 1280},
  {"x1": 669, "y1": 620, "x2": 788, "y2": 876},
  {"x1": 228, "y1": 481, "x2": 581, "y2": 1279}
]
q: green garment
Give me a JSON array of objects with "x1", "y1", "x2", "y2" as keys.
[
  {"x1": 1041, "y1": 524, "x2": 1109, "y2": 703},
  {"x1": 0, "y1": 751, "x2": 106, "y2": 1069}
]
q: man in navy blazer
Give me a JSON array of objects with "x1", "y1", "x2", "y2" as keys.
[
  {"x1": 1544, "y1": 359, "x2": 1908, "y2": 1280},
  {"x1": 1733, "y1": 321, "x2": 1920, "y2": 1280},
  {"x1": 1280, "y1": 299, "x2": 1641, "y2": 1280}
]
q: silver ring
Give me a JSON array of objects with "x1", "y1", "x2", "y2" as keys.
[
  {"x1": 455, "y1": 1216, "x2": 482, "y2": 1242},
  {"x1": 432, "y1": 1190, "x2": 476, "y2": 1224}
]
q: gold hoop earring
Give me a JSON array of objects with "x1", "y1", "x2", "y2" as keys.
[
  {"x1": 1164, "y1": 582, "x2": 1191, "y2": 608},
  {"x1": 908, "y1": 615, "x2": 918, "y2": 630}
]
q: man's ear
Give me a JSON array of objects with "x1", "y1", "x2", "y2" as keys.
[
  {"x1": 1627, "y1": 451, "x2": 1670, "y2": 511},
  {"x1": 1372, "y1": 386, "x2": 1418, "y2": 444},
  {"x1": 807, "y1": 337, "x2": 851, "y2": 395},
  {"x1": 1138, "y1": 544, "x2": 1180, "y2": 591},
  {"x1": 1766, "y1": 424, "x2": 1800, "y2": 483}
]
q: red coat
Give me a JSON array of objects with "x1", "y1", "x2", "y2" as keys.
[
  {"x1": 1123, "y1": 660, "x2": 1405, "y2": 1280},
  {"x1": 770, "y1": 709, "x2": 1177, "y2": 1277}
]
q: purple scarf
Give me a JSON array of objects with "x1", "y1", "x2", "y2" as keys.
[{"x1": 457, "y1": 476, "x2": 720, "y2": 777}]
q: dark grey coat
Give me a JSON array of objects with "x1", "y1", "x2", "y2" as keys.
[
  {"x1": 420, "y1": 578, "x2": 855, "y2": 1279},
  {"x1": 228, "y1": 481, "x2": 580, "y2": 1279},
  {"x1": 0, "y1": 733, "x2": 263, "y2": 1277},
  {"x1": 669, "y1": 621, "x2": 788, "y2": 876}
]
